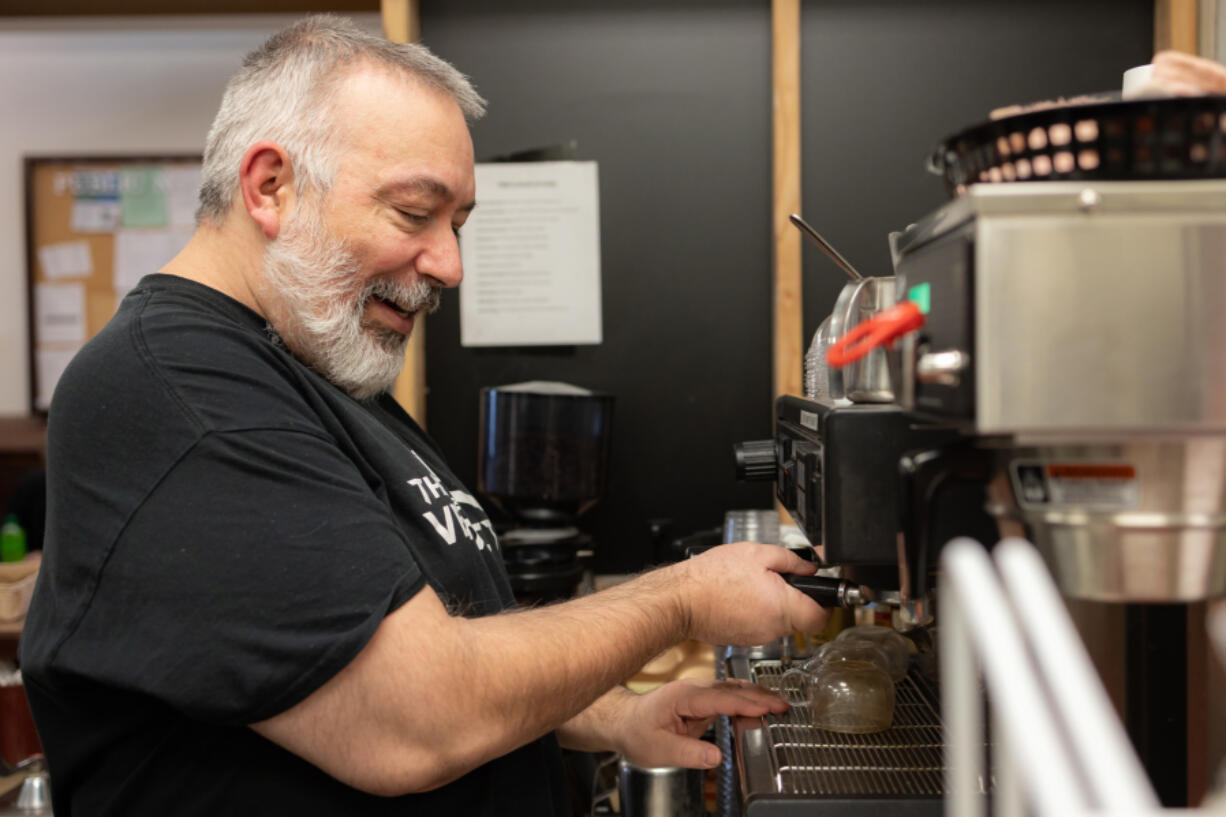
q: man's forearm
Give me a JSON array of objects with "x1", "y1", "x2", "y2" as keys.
[
  {"x1": 253, "y1": 543, "x2": 822, "y2": 795},
  {"x1": 254, "y1": 560, "x2": 693, "y2": 794},
  {"x1": 462, "y1": 565, "x2": 689, "y2": 747},
  {"x1": 556, "y1": 684, "x2": 638, "y2": 754}
]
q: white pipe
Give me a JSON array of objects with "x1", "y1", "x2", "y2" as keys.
[
  {"x1": 993, "y1": 538, "x2": 1161, "y2": 811},
  {"x1": 993, "y1": 703, "x2": 1025, "y2": 817},
  {"x1": 942, "y1": 581, "x2": 985, "y2": 817},
  {"x1": 941, "y1": 538, "x2": 1091, "y2": 817}
]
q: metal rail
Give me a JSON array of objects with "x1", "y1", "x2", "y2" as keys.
[{"x1": 940, "y1": 537, "x2": 1162, "y2": 817}]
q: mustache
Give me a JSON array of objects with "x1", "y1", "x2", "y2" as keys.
[{"x1": 364, "y1": 276, "x2": 443, "y2": 315}]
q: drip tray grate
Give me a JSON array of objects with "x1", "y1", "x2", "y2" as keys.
[{"x1": 748, "y1": 659, "x2": 946, "y2": 799}]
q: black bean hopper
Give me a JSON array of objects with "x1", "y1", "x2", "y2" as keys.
[
  {"x1": 728, "y1": 95, "x2": 1226, "y2": 815},
  {"x1": 477, "y1": 381, "x2": 613, "y2": 605}
]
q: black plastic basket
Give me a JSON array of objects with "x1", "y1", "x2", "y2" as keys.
[{"x1": 928, "y1": 96, "x2": 1226, "y2": 197}]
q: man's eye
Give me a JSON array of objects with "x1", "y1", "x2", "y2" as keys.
[{"x1": 398, "y1": 210, "x2": 429, "y2": 225}]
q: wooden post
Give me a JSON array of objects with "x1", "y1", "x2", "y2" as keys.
[
  {"x1": 1155, "y1": 0, "x2": 1199, "y2": 54},
  {"x1": 381, "y1": 0, "x2": 420, "y2": 46},
  {"x1": 772, "y1": 0, "x2": 802, "y2": 523},
  {"x1": 772, "y1": 0, "x2": 803, "y2": 405},
  {"x1": 382, "y1": 0, "x2": 427, "y2": 427},
  {"x1": 1199, "y1": 0, "x2": 1218, "y2": 59}
]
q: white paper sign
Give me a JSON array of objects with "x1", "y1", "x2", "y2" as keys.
[
  {"x1": 459, "y1": 161, "x2": 602, "y2": 347},
  {"x1": 35, "y1": 283, "x2": 87, "y2": 344},
  {"x1": 35, "y1": 346, "x2": 81, "y2": 411},
  {"x1": 37, "y1": 240, "x2": 93, "y2": 279},
  {"x1": 71, "y1": 198, "x2": 122, "y2": 233}
]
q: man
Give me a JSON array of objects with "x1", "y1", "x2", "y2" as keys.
[{"x1": 19, "y1": 15, "x2": 827, "y2": 816}]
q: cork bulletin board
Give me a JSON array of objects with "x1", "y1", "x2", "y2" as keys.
[{"x1": 23, "y1": 155, "x2": 202, "y2": 413}]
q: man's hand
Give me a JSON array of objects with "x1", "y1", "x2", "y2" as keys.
[
  {"x1": 609, "y1": 679, "x2": 788, "y2": 769},
  {"x1": 673, "y1": 543, "x2": 830, "y2": 646}
]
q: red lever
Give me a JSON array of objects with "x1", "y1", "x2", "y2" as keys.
[{"x1": 826, "y1": 301, "x2": 925, "y2": 369}]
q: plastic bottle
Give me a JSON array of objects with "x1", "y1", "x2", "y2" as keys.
[{"x1": 1, "y1": 514, "x2": 26, "y2": 562}]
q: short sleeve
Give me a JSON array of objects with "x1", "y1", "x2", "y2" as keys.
[{"x1": 56, "y1": 427, "x2": 426, "y2": 725}]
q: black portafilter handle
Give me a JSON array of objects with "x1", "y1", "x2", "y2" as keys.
[
  {"x1": 683, "y1": 538, "x2": 870, "y2": 608},
  {"x1": 784, "y1": 574, "x2": 873, "y2": 608}
]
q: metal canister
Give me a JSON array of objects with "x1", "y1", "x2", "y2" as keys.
[{"x1": 617, "y1": 759, "x2": 705, "y2": 817}]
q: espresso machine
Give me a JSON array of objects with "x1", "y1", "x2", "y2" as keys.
[
  {"x1": 477, "y1": 381, "x2": 613, "y2": 605},
  {"x1": 729, "y1": 95, "x2": 1226, "y2": 814}
]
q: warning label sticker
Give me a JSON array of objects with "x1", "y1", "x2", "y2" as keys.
[{"x1": 1010, "y1": 460, "x2": 1139, "y2": 510}]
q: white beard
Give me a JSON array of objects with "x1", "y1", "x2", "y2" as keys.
[{"x1": 260, "y1": 199, "x2": 441, "y2": 400}]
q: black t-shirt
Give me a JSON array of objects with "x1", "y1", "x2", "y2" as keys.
[{"x1": 19, "y1": 274, "x2": 570, "y2": 816}]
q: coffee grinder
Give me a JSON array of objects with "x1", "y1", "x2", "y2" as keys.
[{"x1": 477, "y1": 381, "x2": 614, "y2": 605}]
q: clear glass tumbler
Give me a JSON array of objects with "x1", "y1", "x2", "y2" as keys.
[
  {"x1": 835, "y1": 625, "x2": 911, "y2": 682},
  {"x1": 780, "y1": 658, "x2": 895, "y2": 734}
]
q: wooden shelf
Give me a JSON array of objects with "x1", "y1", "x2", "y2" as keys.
[
  {"x1": 0, "y1": 621, "x2": 20, "y2": 664},
  {"x1": 0, "y1": 419, "x2": 45, "y2": 521},
  {"x1": 0, "y1": 418, "x2": 44, "y2": 456}
]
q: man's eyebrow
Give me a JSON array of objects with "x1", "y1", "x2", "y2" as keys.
[{"x1": 377, "y1": 176, "x2": 476, "y2": 212}]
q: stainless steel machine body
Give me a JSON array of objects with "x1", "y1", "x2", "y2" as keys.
[
  {"x1": 894, "y1": 180, "x2": 1226, "y2": 436},
  {"x1": 894, "y1": 180, "x2": 1226, "y2": 601},
  {"x1": 731, "y1": 178, "x2": 1226, "y2": 815}
]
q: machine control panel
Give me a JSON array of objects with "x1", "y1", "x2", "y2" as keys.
[{"x1": 765, "y1": 397, "x2": 964, "y2": 566}]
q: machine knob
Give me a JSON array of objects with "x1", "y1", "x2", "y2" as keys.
[
  {"x1": 734, "y1": 439, "x2": 778, "y2": 482},
  {"x1": 916, "y1": 349, "x2": 970, "y2": 387}
]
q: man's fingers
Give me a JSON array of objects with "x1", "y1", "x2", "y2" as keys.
[
  {"x1": 782, "y1": 579, "x2": 830, "y2": 633},
  {"x1": 629, "y1": 732, "x2": 723, "y2": 770},
  {"x1": 758, "y1": 544, "x2": 818, "y2": 576},
  {"x1": 720, "y1": 541, "x2": 815, "y2": 576},
  {"x1": 674, "y1": 681, "x2": 789, "y2": 721}
]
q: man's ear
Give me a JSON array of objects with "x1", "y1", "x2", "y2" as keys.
[{"x1": 238, "y1": 141, "x2": 295, "y2": 240}]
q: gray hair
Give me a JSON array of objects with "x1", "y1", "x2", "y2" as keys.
[{"x1": 197, "y1": 14, "x2": 486, "y2": 224}]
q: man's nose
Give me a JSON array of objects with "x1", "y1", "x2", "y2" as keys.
[{"x1": 416, "y1": 224, "x2": 464, "y2": 288}]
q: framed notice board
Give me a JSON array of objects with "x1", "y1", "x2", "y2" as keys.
[{"x1": 24, "y1": 155, "x2": 202, "y2": 413}]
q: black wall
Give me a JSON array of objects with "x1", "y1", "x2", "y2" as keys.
[
  {"x1": 797, "y1": 0, "x2": 1155, "y2": 335},
  {"x1": 419, "y1": 0, "x2": 1152, "y2": 575}
]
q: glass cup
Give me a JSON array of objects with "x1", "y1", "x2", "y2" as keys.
[
  {"x1": 809, "y1": 638, "x2": 893, "y2": 675},
  {"x1": 781, "y1": 658, "x2": 895, "y2": 734},
  {"x1": 835, "y1": 625, "x2": 911, "y2": 682}
]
